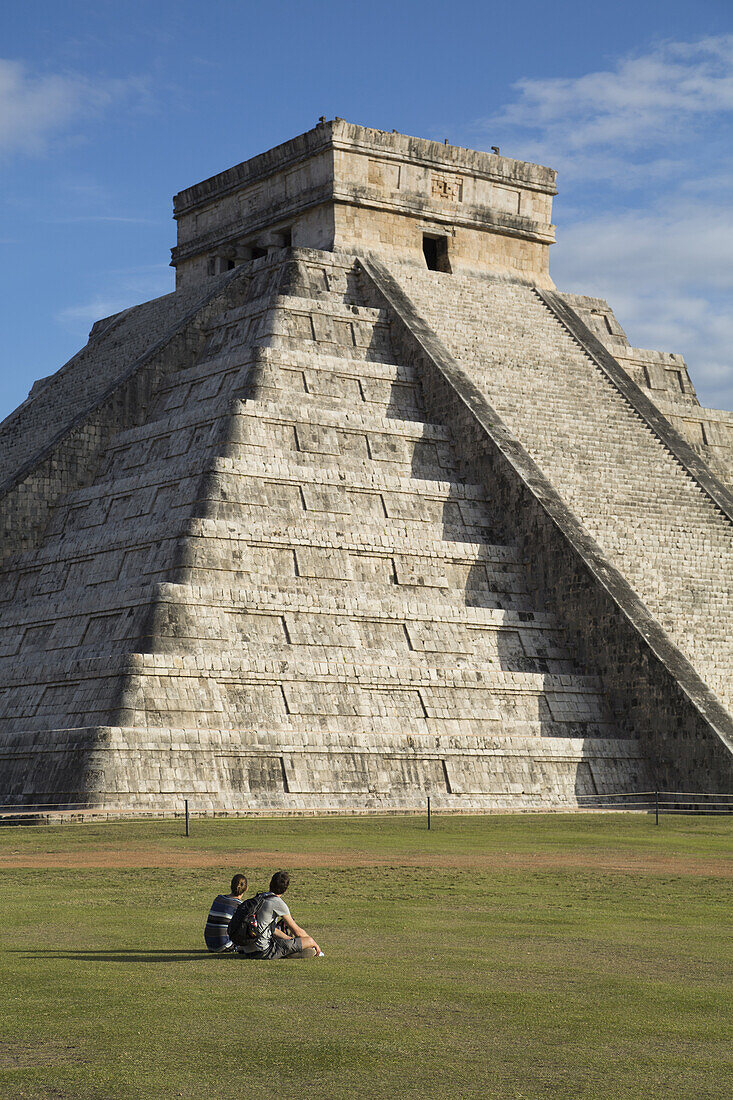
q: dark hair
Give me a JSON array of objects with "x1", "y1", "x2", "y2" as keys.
[
  {"x1": 230, "y1": 873, "x2": 248, "y2": 897},
  {"x1": 269, "y1": 870, "x2": 290, "y2": 895}
]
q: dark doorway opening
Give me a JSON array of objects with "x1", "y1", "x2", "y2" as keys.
[
  {"x1": 422, "y1": 234, "x2": 451, "y2": 272},
  {"x1": 207, "y1": 255, "x2": 236, "y2": 276}
]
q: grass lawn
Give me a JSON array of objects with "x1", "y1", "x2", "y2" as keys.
[{"x1": 0, "y1": 812, "x2": 730, "y2": 1099}]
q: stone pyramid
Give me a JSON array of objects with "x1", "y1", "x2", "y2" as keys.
[{"x1": 0, "y1": 120, "x2": 731, "y2": 812}]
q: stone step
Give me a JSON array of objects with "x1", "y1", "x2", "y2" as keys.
[
  {"x1": 96, "y1": 418, "x2": 457, "y2": 492},
  {"x1": 0, "y1": 705, "x2": 622, "y2": 744},
  {"x1": 278, "y1": 253, "x2": 365, "y2": 305},
  {"x1": 60, "y1": 452, "x2": 489, "y2": 512},
  {"x1": 216, "y1": 452, "x2": 470, "y2": 494},
  {"x1": 260, "y1": 292, "x2": 395, "y2": 363},
  {"x1": 230, "y1": 403, "x2": 455, "y2": 477},
  {"x1": 224, "y1": 439, "x2": 457, "y2": 482},
  {"x1": 85, "y1": 393, "x2": 458, "y2": 495},
  {"x1": 95, "y1": 724, "x2": 647, "y2": 758},
  {"x1": 97, "y1": 411, "x2": 228, "y2": 482},
  {"x1": 178, "y1": 570, "x2": 536, "y2": 612},
  {"x1": 256, "y1": 345, "x2": 418, "y2": 383},
  {"x1": 0, "y1": 524, "x2": 535, "y2": 614},
  {"x1": 43, "y1": 473, "x2": 206, "y2": 539},
  {"x1": 265, "y1": 332, "x2": 396, "y2": 364},
  {"x1": 0, "y1": 638, "x2": 603, "y2": 693},
  {"x1": 99, "y1": 389, "x2": 450, "y2": 458},
  {"x1": 273, "y1": 292, "x2": 389, "y2": 325},
  {"x1": 0, "y1": 632, "x2": 581, "y2": 679},
  {"x1": 0, "y1": 638, "x2": 603, "y2": 686},
  {"x1": 0, "y1": 526, "x2": 184, "y2": 597},
  {"x1": 118, "y1": 654, "x2": 614, "y2": 727},
  {"x1": 0, "y1": 577, "x2": 575, "y2": 675},
  {"x1": 143, "y1": 584, "x2": 576, "y2": 672},
  {"x1": 152, "y1": 357, "x2": 254, "y2": 418},
  {"x1": 0, "y1": 559, "x2": 532, "y2": 624},
  {"x1": 0, "y1": 577, "x2": 555, "y2": 633},
  {"x1": 161, "y1": 579, "x2": 549, "y2": 626},
  {"x1": 186, "y1": 549, "x2": 530, "y2": 599},
  {"x1": 233, "y1": 394, "x2": 450, "y2": 439},
  {"x1": 252, "y1": 370, "x2": 424, "y2": 420},
  {"x1": 134, "y1": 649, "x2": 603, "y2": 688},
  {"x1": 18, "y1": 495, "x2": 515, "y2": 567},
  {"x1": 146, "y1": 636, "x2": 577, "y2": 676},
  {"x1": 44, "y1": 472, "x2": 493, "y2": 552}
]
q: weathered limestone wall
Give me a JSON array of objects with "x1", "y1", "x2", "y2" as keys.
[
  {"x1": 562, "y1": 292, "x2": 733, "y2": 487},
  {"x1": 0, "y1": 272, "x2": 247, "y2": 568},
  {"x1": 0, "y1": 279, "x2": 244, "y2": 488},
  {"x1": 172, "y1": 120, "x2": 556, "y2": 290},
  {"x1": 0, "y1": 250, "x2": 657, "y2": 810},
  {"x1": 654, "y1": 402, "x2": 733, "y2": 485},
  {"x1": 331, "y1": 203, "x2": 552, "y2": 283},
  {"x1": 0, "y1": 262, "x2": 288, "y2": 805}
]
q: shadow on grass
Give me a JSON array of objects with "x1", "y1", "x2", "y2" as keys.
[{"x1": 14, "y1": 949, "x2": 228, "y2": 963}]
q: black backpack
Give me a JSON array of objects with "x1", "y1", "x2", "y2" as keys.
[{"x1": 227, "y1": 892, "x2": 272, "y2": 947}]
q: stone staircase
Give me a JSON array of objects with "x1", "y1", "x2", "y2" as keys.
[{"x1": 387, "y1": 265, "x2": 733, "y2": 718}]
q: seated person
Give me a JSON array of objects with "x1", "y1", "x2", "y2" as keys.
[
  {"x1": 236, "y1": 870, "x2": 322, "y2": 959},
  {"x1": 204, "y1": 873, "x2": 247, "y2": 952}
]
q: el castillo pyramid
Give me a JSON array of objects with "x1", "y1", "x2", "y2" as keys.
[{"x1": 1, "y1": 119, "x2": 732, "y2": 813}]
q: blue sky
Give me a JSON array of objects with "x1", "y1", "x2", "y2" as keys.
[{"x1": 1, "y1": 0, "x2": 732, "y2": 420}]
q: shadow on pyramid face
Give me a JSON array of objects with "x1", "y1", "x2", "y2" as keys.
[{"x1": 383, "y1": 379, "x2": 425, "y2": 423}]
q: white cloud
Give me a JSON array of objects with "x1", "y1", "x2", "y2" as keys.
[
  {"x1": 467, "y1": 36, "x2": 733, "y2": 411},
  {"x1": 56, "y1": 297, "x2": 133, "y2": 326},
  {"x1": 0, "y1": 59, "x2": 147, "y2": 156},
  {"x1": 477, "y1": 35, "x2": 733, "y2": 178},
  {"x1": 56, "y1": 269, "x2": 174, "y2": 336},
  {"x1": 552, "y1": 207, "x2": 733, "y2": 410},
  {"x1": 554, "y1": 204, "x2": 733, "y2": 292}
]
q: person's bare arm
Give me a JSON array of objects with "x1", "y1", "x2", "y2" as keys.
[
  {"x1": 270, "y1": 912, "x2": 294, "y2": 940},
  {"x1": 281, "y1": 912, "x2": 320, "y2": 953},
  {"x1": 271, "y1": 914, "x2": 309, "y2": 942},
  {"x1": 281, "y1": 913, "x2": 307, "y2": 938}
]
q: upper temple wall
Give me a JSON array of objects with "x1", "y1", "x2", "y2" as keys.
[{"x1": 171, "y1": 119, "x2": 557, "y2": 288}]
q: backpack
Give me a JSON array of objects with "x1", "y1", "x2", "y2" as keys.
[{"x1": 227, "y1": 892, "x2": 272, "y2": 947}]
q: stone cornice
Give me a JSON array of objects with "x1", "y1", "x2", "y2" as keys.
[
  {"x1": 173, "y1": 118, "x2": 557, "y2": 217},
  {"x1": 171, "y1": 182, "x2": 555, "y2": 267}
]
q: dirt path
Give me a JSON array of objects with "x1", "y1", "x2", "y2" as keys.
[{"x1": 0, "y1": 846, "x2": 730, "y2": 877}]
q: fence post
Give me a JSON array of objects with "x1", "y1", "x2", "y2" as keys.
[
  {"x1": 427, "y1": 796, "x2": 431, "y2": 830},
  {"x1": 185, "y1": 799, "x2": 190, "y2": 837},
  {"x1": 655, "y1": 791, "x2": 659, "y2": 826}
]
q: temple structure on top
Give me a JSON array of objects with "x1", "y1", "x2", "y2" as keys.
[
  {"x1": 171, "y1": 119, "x2": 557, "y2": 287},
  {"x1": 0, "y1": 120, "x2": 731, "y2": 816}
]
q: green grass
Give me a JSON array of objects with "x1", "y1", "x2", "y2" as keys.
[{"x1": 0, "y1": 814, "x2": 731, "y2": 1099}]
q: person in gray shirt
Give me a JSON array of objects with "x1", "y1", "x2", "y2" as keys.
[{"x1": 238, "y1": 870, "x2": 322, "y2": 959}]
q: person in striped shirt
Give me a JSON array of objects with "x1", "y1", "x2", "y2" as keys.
[{"x1": 204, "y1": 873, "x2": 247, "y2": 952}]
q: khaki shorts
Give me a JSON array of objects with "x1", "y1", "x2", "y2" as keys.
[
  {"x1": 267, "y1": 935, "x2": 303, "y2": 959},
  {"x1": 238, "y1": 936, "x2": 304, "y2": 960}
]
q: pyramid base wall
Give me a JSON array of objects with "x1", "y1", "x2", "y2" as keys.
[{"x1": 0, "y1": 725, "x2": 651, "y2": 814}]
